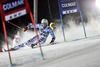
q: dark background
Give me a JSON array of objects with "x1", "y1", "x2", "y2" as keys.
[
  {"x1": 0, "y1": 0, "x2": 60, "y2": 46},
  {"x1": 0, "y1": 0, "x2": 96, "y2": 46}
]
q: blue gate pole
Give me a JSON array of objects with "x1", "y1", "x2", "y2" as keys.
[
  {"x1": 76, "y1": 0, "x2": 87, "y2": 38},
  {"x1": 58, "y1": 0, "x2": 66, "y2": 42}
]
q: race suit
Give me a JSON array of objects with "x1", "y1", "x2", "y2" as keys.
[{"x1": 14, "y1": 23, "x2": 55, "y2": 49}]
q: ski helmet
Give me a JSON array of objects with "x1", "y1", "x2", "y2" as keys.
[{"x1": 41, "y1": 19, "x2": 48, "y2": 26}]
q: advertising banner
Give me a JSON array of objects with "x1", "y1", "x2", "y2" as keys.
[{"x1": 1, "y1": 0, "x2": 27, "y2": 21}]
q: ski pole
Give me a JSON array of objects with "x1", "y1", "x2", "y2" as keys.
[{"x1": 7, "y1": 21, "x2": 23, "y2": 31}]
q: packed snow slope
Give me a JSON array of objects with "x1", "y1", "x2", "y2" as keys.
[
  {"x1": 1, "y1": 35, "x2": 100, "y2": 67},
  {"x1": 1, "y1": 12, "x2": 100, "y2": 67}
]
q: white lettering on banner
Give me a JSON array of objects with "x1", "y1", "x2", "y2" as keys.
[
  {"x1": 5, "y1": 9, "x2": 26, "y2": 21},
  {"x1": 62, "y1": 9, "x2": 77, "y2": 14},
  {"x1": 3, "y1": 0, "x2": 24, "y2": 11},
  {"x1": 62, "y1": 2, "x2": 76, "y2": 8}
]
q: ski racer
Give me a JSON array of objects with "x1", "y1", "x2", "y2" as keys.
[{"x1": 12, "y1": 18, "x2": 55, "y2": 50}]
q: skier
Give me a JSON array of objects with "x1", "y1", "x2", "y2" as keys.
[{"x1": 13, "y1": 18, "x2": 55, "y2": 49}]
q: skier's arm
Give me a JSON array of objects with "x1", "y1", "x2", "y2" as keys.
[
  {"x1": 27, "y1": 23, "x2": 40, "y2": 29},
  {"x1": 49, "y1": 27, "x2": 55, "y2": 44},
  {"x1": 23, "y1": 23, "x2": 40, "y2": 31}
]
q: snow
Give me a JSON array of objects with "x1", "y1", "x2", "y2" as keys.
[
  {"x1": 1, "y1": 19, "x2": 100, "y2": 67},
  {"x1": 1, "y1": 35, "x2": 100, "y2": 67},
  {"x1": 1, "y1": 6, "x2": 100, "y2": 67}
]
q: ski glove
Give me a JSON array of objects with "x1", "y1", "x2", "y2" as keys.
[
  {"x1": 50, "y1": 38, "x2": 55, "y2": 44},
  {"x1": 23, "y1": 27, "x2": 28, "y2": 32}
]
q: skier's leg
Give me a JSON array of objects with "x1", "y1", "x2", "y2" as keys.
[
  {"x1": 13, "y1": 36, "x2": 37, "y2": 49},
  {"x1": 26, "y1": 36, "x2": 37, "y2": 46},
  {"x1": 39, "y1": 37, "x2": 46, "y2": 44},
  {"x1": 30, "y1": 36, "x2": 39, "y2": 48},
  {"x1": 13, "y1": 43, "x2": 25, "y2": 50},
  {"x1": 15, "y1": 36, "x2": 46, "y2": 49},
  {"x1": 31, "y1": 37, "x2": 46, "y2": 48}
]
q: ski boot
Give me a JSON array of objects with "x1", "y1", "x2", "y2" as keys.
[{"x1": 31, "y1": 44, "x2": 36, "y2": 48}]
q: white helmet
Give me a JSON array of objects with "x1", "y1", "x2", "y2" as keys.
[{"x1": 41, "y1": 19, "x2": 48, "y2": 25}]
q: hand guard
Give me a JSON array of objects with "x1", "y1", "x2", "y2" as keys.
[
  {"x1": 50, "y1": 38, "x2": 55, "y2": 44},
  {"x1": 23, "y1": 27, "x2": 28, "y2": 32}
]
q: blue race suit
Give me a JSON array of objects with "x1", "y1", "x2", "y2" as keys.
[{"x1": 14, "y1": 23, "x2": 55, "y2": 49}]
